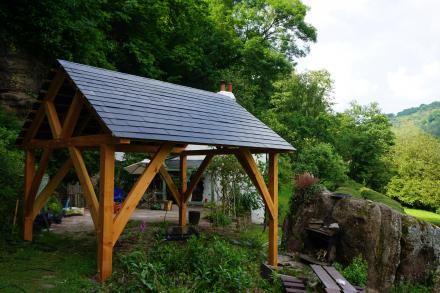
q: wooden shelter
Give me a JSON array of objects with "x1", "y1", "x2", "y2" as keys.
[{"x1": 16, "y1": 60, "x2": 295, "y2": 281}]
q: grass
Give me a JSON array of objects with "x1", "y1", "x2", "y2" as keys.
[
  {"x1": 335, "y1": 180, "x2": 404, "y2": 213},
  {"x1": 404, "y1": 208, "x2": 440, "y2": 226},
  {"x1": 0, "y1": 232, "x2": 98, "y2": 292}
]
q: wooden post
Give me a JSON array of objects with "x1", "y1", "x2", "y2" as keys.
[
  {"x1": 268, "y1": 153, "x2": 279, "y2": 266},
  {"x1": 179, "y1": 154, "x2": 187, "y2": 227},
  {"x1": 23, "y1": 150, "x2": 35, "y2": 241},
  {"x1": 98, "y1": 144, "x2": 115, "y2": 282}
]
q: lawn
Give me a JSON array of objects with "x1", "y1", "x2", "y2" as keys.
[
  {"x1": 404, "y1": 208, "x2": 440, "y2": 226},
  {"x1": 334, "y1": 181, "x2": 404, "y2": 213}
]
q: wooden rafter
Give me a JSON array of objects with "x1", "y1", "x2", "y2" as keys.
[
  {"x1": 69, "y1": 146, "x2": 99, "y2": 227},
  {"x1": 182, "y1": 153, "x2": 213, "y2": 202},
  {"x1": 24, "y1": 69, "x2": 65, "y2": 142},
  {"x1": 61, "y1": 91, "x2": 83, "y2": 138},
  {"x1": 112, "y1": 143, "x2": 174, "y2": 244},
  {"x1": 235, "y1": 149, "x2": 275, "y2": 218},
  {"x1": 45, "y1": 100, "x2": 62, "y2": 138},
  {"x1": 32, "y1": 158, "x2": 72, "y2": 219},
  {"x1": 159, "y1": 166, "x2": 181, "y2": 206}
]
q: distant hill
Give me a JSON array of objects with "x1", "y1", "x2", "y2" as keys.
[{"x1": 390, "y1": 101, "x2": 440, "y2": 138}]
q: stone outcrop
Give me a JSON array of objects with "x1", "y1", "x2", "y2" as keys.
[
  {"x1": 0, "y1": 46, "x2": 47, "y2": 115},
  {"x1": 283, "y1": 191, "x2": 440, "y2": 292}
]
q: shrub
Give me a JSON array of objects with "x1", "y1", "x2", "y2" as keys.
[
  {"x1": 206, "y1": 210, "x2": 233, "y2": 227},
  {"x1": 109, "y1": 235, "x2": 270, "y2": 292},
  {"x1": 391, "y1": 281, "x2": 431, "y2": 293},
  {"x1": 334, "y1": 255, "x2": 368, "y2": 287}
]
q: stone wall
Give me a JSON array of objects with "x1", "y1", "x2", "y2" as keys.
[{"x1": 283, "y1": 191, "x2": 440, "y2": 292}]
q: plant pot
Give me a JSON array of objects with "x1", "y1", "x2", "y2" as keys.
[
  {"x1": 188, "y1": 211, "x2": 201, "y2": 225},
  {"x1": 164, "y1": 200, "x2": 173, "y2": 211}
]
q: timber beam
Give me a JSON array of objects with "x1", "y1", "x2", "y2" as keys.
[
  {"x1": 112, "y1": 143, "x2": 174, "y2": 245},
  {"x1": 235, "y1": 149, "x2": 275, "y2": 219}
]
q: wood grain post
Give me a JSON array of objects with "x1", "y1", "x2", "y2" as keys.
[
  {"x1": 179, "y1": 154, "x2": 187, "y2": 227},
  {"x1": 23, "y1": 149, "x2": 35, "y2": 241},
  {"x1": 98, "y1": 144, "x2": 115, "y2": 282},
  {"x1": 268, "y1": 153, "x2": 279, "y2": 266}
]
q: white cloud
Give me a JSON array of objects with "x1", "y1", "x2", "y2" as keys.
[{"x1": 297, "y1": 0, "x2": 440, "y2": 113}]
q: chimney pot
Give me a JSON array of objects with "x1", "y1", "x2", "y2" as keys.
[
  {"x1": 220, "y1": 81, "x2": 226, "y2": 91},
  {"x1": 227, "y1": 83, "x2": 232, "y2": 92}
]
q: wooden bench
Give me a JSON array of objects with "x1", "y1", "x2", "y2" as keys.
[
  {"x1": 280, "y1": 274, "x2": 308, "y2": 293},
  {"x1": 310, "y1": 265, "x2": 365, "y2": 293}
]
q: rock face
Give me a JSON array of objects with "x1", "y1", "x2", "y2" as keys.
[
  {"x1": 0, "y1": 46, "x2": 47, "y2": 115},
  {"x1": 283, "y1": 191, "x2": 440, "y2": 292}
]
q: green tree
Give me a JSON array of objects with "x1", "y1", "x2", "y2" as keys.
[
  {"x1": 332, "y1": 102, "x2": 395, "y2": 191},
  {"x1": 386, "y1": 123, "x2": 440, "y2": 210},
  {"x1": 294, "y1": 140, "x2": 348, "y2": 189}
]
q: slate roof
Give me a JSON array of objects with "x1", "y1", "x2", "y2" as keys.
[{"x1": 35, "y1": 60, "x2": 295, "y2": 151}]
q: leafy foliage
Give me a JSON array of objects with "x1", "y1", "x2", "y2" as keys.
[
  {"x1": 209, "y1": 155, "x2": 262, "y2": 218},
  {"x1": 109, "y1": 235, "x2": 273, "y2": 292},
  {"x1": 386, "y1": 123, "x2": 440, "y2": 210},
  {"x1": 334, "y1": 255, "x2": 368, "y2": 287},
  {"x1": 0, "y1": 106, "x2": 23, "y2": 235},
  {"x1": 332, "y1": 102, "x2": 395, "y2": 191},
  {"x1": 294, "y1": 140, "x2": 348, "y2": 189}
]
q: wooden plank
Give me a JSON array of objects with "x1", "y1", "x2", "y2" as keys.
[
  {"x1": 235, "y1": 149, "x2": 275, "y2": 218},
  {"x1": 159, "y1": 166, "x2": 181, "y2": 206},
  {"x1": 112, "y1": 143, "x2": 173, "y2": 244},
  {"x1": 61, "y1": 91, "x2": 83, "y2": 138},
  {"x1": 69, "y1": 146, "x2": 98, "y2": 228},
  {"x1": 283, "y1": 281, "x2": 305, "y2": 288},
  {"x1": 32, "y1": 158, "x2": 72, "y2": 219},
  {"x1": 323, "y1": 266, "x2": 357, "y2": 293},
  {"x1": 45, "y1": 101, "x2": 62, "y2": 138},
  {"x1": 285, "y1": 289, "x2": 307, "y2": 293},
  {"x1": 182, "y1": 153, "x2": 213, "y2": 202},
  {"x1": 98, "y1": 144, "x2": 115, "y2": 282},
  {"x1": 24, "y1": 70, "x2": 65, "y2": 143},
  {"x1": 23, "y1": 150, "x2": 35, "y2": 241},
  {"x1": 310, "y1": 265, "x2": 340, "y2": 291},
  {"x1": 280, "y1": 275, "x2": 302, "y2": 283},
  {"x1": 268, "y1": 153, "x2": 279, "y2": 266},
  {"x1": 28, "y1": 135, "x2": 122, "y2": 148},
  {"x1": 179, "y1": 154, "x2": 187, "y2": 226}
]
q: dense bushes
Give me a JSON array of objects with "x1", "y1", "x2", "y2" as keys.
[
  {"x1": 0, "y1": 106, "x2": 23, "y2": 236},
  {"x1": 108, "y1": 235, "x2": 273, "y2": 292}
]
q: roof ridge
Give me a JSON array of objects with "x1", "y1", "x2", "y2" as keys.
[{"x1": 57, "y1": 59, "x2": 231, "y2": 100}]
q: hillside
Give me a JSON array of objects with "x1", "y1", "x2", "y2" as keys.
[{"x1": 391, "y1": 101, "x2": 440, "y2": 138}]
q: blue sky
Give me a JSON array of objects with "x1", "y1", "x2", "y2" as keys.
[{"x1": 297, "y1": 0, "x2": 440, "y2": 113}]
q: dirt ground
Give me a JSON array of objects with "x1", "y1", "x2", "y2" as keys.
[{"x1": 50, "y1": 205, "x2": 210, "y2": 234}]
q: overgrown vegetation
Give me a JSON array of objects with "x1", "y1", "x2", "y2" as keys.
[
  {"x1": 334, "y1": 255, "x2": 368, "y2": 287},
  {"x1": 108, "y1": 234, "x2": 275, "y2": 292},
  {"x1": 0, "y1": 106, "x2": 23, "y2": 236}
]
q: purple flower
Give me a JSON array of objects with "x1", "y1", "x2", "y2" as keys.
[{"x1": 139, "y1": 221, "x2": 147, "y2": 233}]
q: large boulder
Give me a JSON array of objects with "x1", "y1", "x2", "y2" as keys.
[{"x1": 283, "y1": 191, "x2": 440, "y2": 292}]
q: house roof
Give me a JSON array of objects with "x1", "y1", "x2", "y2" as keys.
[{"x1": 20, "y1": 60, "x2": 295, "y2": 151}]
